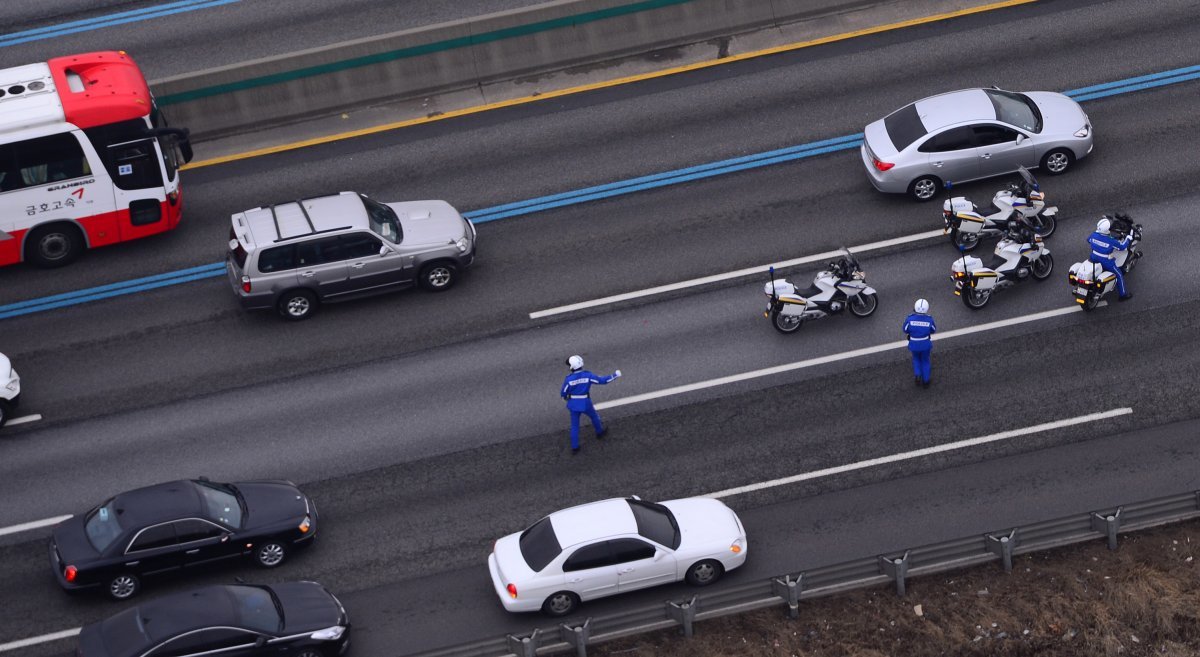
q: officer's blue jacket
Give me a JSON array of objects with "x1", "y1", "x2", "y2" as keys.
[
  {"x1": 562, "y1": 370, "x2": 616, "y2": 410},
  {"x1": 902, "y1": 313, "x2": 937, "y2": 351},
  {"x1": 1088, "y1": 231, "x2": 1131, "y2": 261}
]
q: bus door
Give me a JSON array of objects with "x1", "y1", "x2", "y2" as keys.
[{"x1": 106, "y1": 137, "x2": 169, "y2": 241}]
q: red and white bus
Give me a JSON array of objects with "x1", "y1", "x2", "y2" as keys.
[{"x1": 0, "y1": 51, "x2": 191, "y2": 268}]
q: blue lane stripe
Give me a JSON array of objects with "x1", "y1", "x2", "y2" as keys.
[
  {"x1": 0, "y1": 270, "x2": 225, "y2": 320},
  {"x1": 1, "y1": 63, "x2": 1197, "y2": 320},
  {"x1": 0, "y1": 263, "x2": 225, "y2": 313},
  {"x1": 0, "y1": 0, "x2": 241, "y2": 48}
]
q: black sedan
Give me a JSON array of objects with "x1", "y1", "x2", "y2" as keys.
[
  {"x1": 77, "y1": 582, "x2": 350, "y2": 657},
  {"x1": 50, "y1": 478, "x2": 317, "y2": 599}
]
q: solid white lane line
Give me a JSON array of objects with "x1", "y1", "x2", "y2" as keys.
[
  {"x1": 0, "y1": 628, "x2": 81, "y2": 653},
  {"x1": 706, "y1": 407, "x2": 1133, "y2": 499},
  {"x1": 5, "y1": 413, "x2": 42, "y2": 426},
  {"x1": 529, "y1": 230, "x2": 945, "y2": 319},
  {"x1": 0, "y1": 514, "x2": 73, "y2": 538},
  {"x1": 596, "y1": 305, "x2": 1081, "y2": 411}
]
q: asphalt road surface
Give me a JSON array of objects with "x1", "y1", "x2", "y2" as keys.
[
  {"x1": 1, "y1": 0, "x2": 547, "y2": 78},
  {"x1": 2, "y1": 0, "x2": 1199, "y2": 654}
]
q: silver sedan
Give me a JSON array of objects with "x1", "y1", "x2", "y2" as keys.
[{"x1": 861, "y1": 88, "x2": 1093, "y2": 201}]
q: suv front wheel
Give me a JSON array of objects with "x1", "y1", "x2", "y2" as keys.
[
  {"x1": 278, "y1": 289, "x2": 318, "y2": 321},
  {"x1": 418, "y1": 261, "x2": 458, "y2": 292}
]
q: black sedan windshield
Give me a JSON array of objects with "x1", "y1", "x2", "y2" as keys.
[
  {"x1": 195, "y1": 481, "x2": 243, "y2": 527},
  {"x1": 231, "y1": 586, "x2": 283, "y2": 633}
]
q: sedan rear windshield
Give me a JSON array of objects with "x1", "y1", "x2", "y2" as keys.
[
  {"x1": 883, "y1": 103, "x2": 927, "y2": 152},
  {"x1": 627, "y1": 499, "x2": 680, "y2": 549},
  {"x1": 85, "y1": 500, "x2": 124, "y2": 552},
  {"x1": 985, "y1": 89, "x2": 1042, "y2": 133},
  {"x1": 518, "y1": 517, "x2": 562, "y2": 572}
]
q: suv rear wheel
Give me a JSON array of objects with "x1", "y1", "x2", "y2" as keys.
[
  {"x1": 418, "y1": 261, "x2": 458, "y2": 292},
  {"x1": 278, "y1": 289, "x2": 318, "y2": 321}
]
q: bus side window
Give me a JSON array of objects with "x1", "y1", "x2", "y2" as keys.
[
  {"x1": 106, "y1": 139, "x2": 163, "y2": 190},
  {"x1": 0, "y1": 143, "x2": 18, "y2": 192},
  {"x1": 13, "y1": 133, "x2": 89, "y2": 187}
]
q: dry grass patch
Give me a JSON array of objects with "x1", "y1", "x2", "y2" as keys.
[{"x1": 597, "y1": 520, "x2": 1200, "y2": 657}]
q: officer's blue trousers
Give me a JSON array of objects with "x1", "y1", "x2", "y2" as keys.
[
  {"x1": 1092, "y1": 257, "x2": 1127, "y2": 297},
  {"x1": 569, "y1": 404, "x2": 605, "y2": 449},
  {"x1": 909, "y1": 343, "x2": 932, "y2": 384}
]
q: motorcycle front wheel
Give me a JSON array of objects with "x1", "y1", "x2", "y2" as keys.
[
  {"x1": 849, "y1": 292, "x2": 878, "y2": 317},
  {"x1": 771, "y1": 309, "x2": 803, "y2": 334},
  {"x1": 1121, "y1": 252, "x2": 1140, "y2": 274},
  {"x1": 961, "y1": 287, "x2": 990, "y2": 310},
  {"x1": 1033, "y1": 212, "x2": 1057, "y2": 238},
  {"x1": 1032, "y1": 253, "x2": 1054, "y2": 281}
]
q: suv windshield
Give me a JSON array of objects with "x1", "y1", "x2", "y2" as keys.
[
  {"x1": 883, "y1": 103, "x2": 927, "y2": 152},
  {"x1": 230, "y1": 586, "x2": 283, "y2": 633},
  {"x1": 361, "y1": 196, "x2": 403, "y2": 244},
  {"x1": 518, "y1": 517, "x2": 562, "y2": 572},
  {"x1": 627, "y1": 499, "x2": 680, "y2": 549},
  {"x1": 985, "y1": 89, "x2": 1042, "y2": 133},
  {"x1": 85, "y1": 500, "x2": 124, "y2": 552},
  {"x1": 195, "y1": 481, "x2": 243, "y2": 527}
]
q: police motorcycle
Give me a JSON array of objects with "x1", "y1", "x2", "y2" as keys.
[
  {"x1": 943, "y1": 166, "x2": 1058, "y2": 252},
  {"x1": 763, "y1": 249, "x2": 878, "y2": 334},
  {"x1": 950, "y1": 218, "x2": 1053, "y2": 310},
  {"x1": 1067, "y1": 213, "x2": 1143, "y2": 311}
]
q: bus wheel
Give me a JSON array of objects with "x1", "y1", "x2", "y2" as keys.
[{"x1": 26, "y1": 223, "x2": 84, "y2": 268}]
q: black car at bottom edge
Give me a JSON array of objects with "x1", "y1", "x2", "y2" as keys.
[{"x1": 77, "y1": 582, "x2": 350, "y2": 657}]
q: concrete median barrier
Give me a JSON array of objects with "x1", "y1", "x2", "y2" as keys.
[{"x1": 151, "y1": 0, "x2": 1015, "y2": 141}]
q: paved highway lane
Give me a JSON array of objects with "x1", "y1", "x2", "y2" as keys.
[
  {"x1": 3, "y1": 0, "x2": 1200, "y2": 653},
  {"x1": 0, "y1": 0, "x2": 545, "y2": 78}
]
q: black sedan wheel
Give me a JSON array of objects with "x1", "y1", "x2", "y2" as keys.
[
  {"x1": 108, "y1": 573, "x2": 140, "y2": 600},
  {"x1": 255, "y1": 541, "x2": 288, "y2": 568}
]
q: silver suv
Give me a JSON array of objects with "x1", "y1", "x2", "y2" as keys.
[{"x1": 226, "y1": 192, "x2": 476, "y2": 320}]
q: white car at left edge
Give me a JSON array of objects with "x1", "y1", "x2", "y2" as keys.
[
  {"x1": 488, "y1": 496, "x2": 747, "y2": 616},
  {"x1": 0, "y1": 352, "x2": 20, "y2": 428}
]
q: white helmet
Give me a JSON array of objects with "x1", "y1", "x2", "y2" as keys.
[
  {"x1": 567, "y1": 355, "x2": 584, "y2": 371},
  {"x1": 914, "y1": 298, "x2": 930, "y2": 314},
  {"x1": 1097, "y1": 217, "x2": 1111, "y2": 234}
]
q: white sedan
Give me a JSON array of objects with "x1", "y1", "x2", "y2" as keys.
[
  {"x1": 488, "y1": 496, "x2": 747, "y2": 616},
  {"x1": 0, "y1": 352, "x2": 20, "y2": 428}
]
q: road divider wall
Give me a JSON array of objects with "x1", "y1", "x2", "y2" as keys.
[{"x1": 150, "y1": 0, "x2": 1007, "y2": 140}]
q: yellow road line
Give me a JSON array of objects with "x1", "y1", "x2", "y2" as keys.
[{"x1": 183, "y1": 0, "x2": 1036, "y2": 170}]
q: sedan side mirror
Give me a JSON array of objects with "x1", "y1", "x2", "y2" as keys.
[
  {"x1": 653, "y1": 550, "x2": 665, "y2": 562},
  {"x1": 255, "y1": 636, "x2": 268, "y2": 648},
  {"x1": 1015, "y1": 134, "x2": 1026, "y2": 145},
  {"x1": 379, "y1": 245, "x2": 390, "y2": 257}
]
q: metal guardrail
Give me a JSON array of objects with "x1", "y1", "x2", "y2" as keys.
[{"x1": 405, "y1": 490, "x2": 1200, "y2": 657}]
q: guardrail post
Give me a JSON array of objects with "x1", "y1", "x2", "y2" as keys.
[
  {"x1": 559, "y1": 618, "x2": 591, "y2": 657},
  {"x1": 986, "y1": 529, "x2": 1019, "y2": 573},
  {"x1": 771, "y1": 573, "x2": 804, "y2": 619},
  {"x1": 878, "y1": 550, "x2": 910, "y2": 597},
  {"x1": 1090, "y1": 507, "x2": 1123, "y2": 550},
  {"x1": 505, "y1": 628, "x2": 540, "y2": 657},
  {"x1": 666, "y1": 595, "x2": 699, "y2": 638}
]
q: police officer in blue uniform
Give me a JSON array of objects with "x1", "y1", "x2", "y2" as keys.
[
  {"x1": 1088, "y1": 216, "x2": 1133, "y2": 301},
  {"x1": 903, "y1": 299, "x2": 937, "y2": 388},
  {"x1": 561, "y1": 355, "x2": 621, "y2": 454}
]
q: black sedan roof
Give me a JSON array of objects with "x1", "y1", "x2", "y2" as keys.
[
  {"x1": 107, "y1": 480, "x2": 206, "y2": 527},
  {"x1": 95, "y1": 585, "x2": 278, "y2": 656}
]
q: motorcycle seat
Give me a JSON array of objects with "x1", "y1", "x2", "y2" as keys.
[
  {"x1": 799, "y1": 284, "x2": 822, "y2": 298},
  {"x1": 987, "y1": 254, "x2": 1008, "y2": 270}
]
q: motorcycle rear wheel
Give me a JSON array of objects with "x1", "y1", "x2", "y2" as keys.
[
  {"x1": 950, "y1": 229, "x2": 981, "y2": 252},
  {"x1": 1082, "y1": 290, "x2": 1100, "y2": 311},
  {"x1": 849, "y1": 293, "x2": 878, "y2": 318},
  {"x1": 961, "y1": 287, "x2": 990, "y2": 310},
  {"x1": 771, "y1": 310, "x2": 803, "y2": 334}
]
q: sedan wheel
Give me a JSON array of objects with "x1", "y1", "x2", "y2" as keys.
[
  {"x1": 685, "y1": 560, "x2": 724, "y2": 586},
  {"x1": 541, "y1": 591, "x2": 580, "y2": 617},
  {"x1": 908, "y1": 176, "x2": 941, "y2": 202},
  {"x1": 256, "y1": 541, "x2": 287, "y2": 568},
  {"x1": 1040, "y1": 148, "x2": 1073, "y2": 175},
  {"x1": 109, "y1": 573, "x2": 140, "y2": 600}
]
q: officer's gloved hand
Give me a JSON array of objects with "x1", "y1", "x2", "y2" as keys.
[{"x1": 614, "y1": 369, "x2": 622, "y2": 378}]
